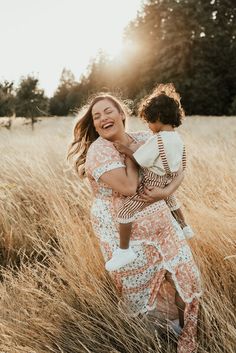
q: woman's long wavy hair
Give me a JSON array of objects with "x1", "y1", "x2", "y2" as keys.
[{"x1": 67, "y1": 93, "x2": 129, "y2": 178}]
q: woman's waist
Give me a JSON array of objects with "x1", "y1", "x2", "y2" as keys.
[{"x1": 93, "y1": 186, "x2": 124, "y2": 200}]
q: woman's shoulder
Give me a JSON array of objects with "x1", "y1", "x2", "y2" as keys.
[
  {"x1": 85, "y1": 136, "x2": 124, "y2": 179},
  {"x1": 129, "y1": 130, "x2": 152, "y2": 142},
  {"x1": 86, "y1": 136, "x2": 120, "y2": 165}
]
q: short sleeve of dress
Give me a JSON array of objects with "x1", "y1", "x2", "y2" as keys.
[
  {"x1": 85, "y1": 137, "x2": 125, "y2": 182},
  {"x1": 133, "y1": 135, "x2": 159, "y2": 168}
]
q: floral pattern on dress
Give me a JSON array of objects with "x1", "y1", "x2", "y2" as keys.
[{"x1": 85, "y1": 131, "x2": 202, "y2": 353}]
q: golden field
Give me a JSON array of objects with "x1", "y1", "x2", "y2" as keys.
[{"x1": 0, "y1": 116, "x2": 235, "y2": 353}]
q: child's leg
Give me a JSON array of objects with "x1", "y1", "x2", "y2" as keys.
[
  {"x1": 105, "y1": 187, "x2": 147, "y2": 271},
  {"x1": 105, "y1": 222, "x2": 137, "y2": 272},
  {"x1": 166, "y1": 195, "x2": 185, "y2": 228},
  {"x1": 119, "y1": 222, "x2": 132, "y2": 249},
  {"x1": 166, "y1": 195, "x2": 194, "y2": 237},
  {"x1": 172, "y1": 207, "x2": 194, "y2": 239},
  {"x1": 171, "y1": 207, "x2": 187, "y2": 228}
]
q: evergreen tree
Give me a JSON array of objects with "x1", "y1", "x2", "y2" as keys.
[
  {"x1": 49, "y1": 1, "x2": 236, "y2": 116},
  {"x1": 49, "y1": 68, "x2": 82, "y2": 116},
  {"x1": 15, "y1": 76, "x2": 49, "y2": 117},
  {"x1": 0, "y1": 81, "x2": 15, "y2": 116},
  {"x1": 124, "y1": 0, "x2": 236, "y2": 115}
]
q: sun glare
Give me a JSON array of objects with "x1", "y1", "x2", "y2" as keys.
[
  {"x1": 72, "y1": 1, "x2": 142, "y2": 64},
  {"x1": 0, "y1": 0, "x2": 143, "y2": 96}
]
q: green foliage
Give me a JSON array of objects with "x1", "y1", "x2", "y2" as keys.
[
  {"x1": 70, "y1": 0, "x2": 235, "y2": 116},
  {"x1": 122, "y1": 0, "x2": 236, "y2": 115},
  {"x1": 229, "y1": 96, "x2": 236, "y2": 115},
  {"x1": 15, "y1": 76, "x2": 49, "y2": 117},
  {"x1": 9, "y1": 0, "x2": 234, "y2": 117},
  {"x1": 49, "y1": 68, "x2": 83, "y2": 116},
  {"x1": 0, "y1": 81, "x2": 15, "y2": 117}
]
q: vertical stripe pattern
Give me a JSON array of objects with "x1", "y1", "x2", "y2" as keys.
[{"x1": 117, "y1": 133, "x2": 186, "y2": 223}]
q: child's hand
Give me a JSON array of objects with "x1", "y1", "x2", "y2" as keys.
[
  {"x1": 114, "y1": 141, "x2": 130, "y2": 155},
  {"x1": 136, "y1": 186, "x2": 167, "y2": 203},
  {"x1": 129, "y1": 142, "x2": 140, "y2": 153}
]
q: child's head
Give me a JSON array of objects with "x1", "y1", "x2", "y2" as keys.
[{"x1": 138, "y1": 83, "x2": 185, "y2": 132}]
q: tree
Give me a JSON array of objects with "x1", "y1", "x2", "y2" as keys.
[
  {"x1": 49, "y1": 68, "x2": 82, "y2": 116},
  {"x1": 123, "y1": 0, "x2": 236, "y2": 115},
  {"x1": 15, "y1": 76, "x2": 49, "y2": 117},
  {"x1": 51, "y1": 0, "x2": 236, "y2": 116},
  {"x1": 0, "y1": 81, "x2": 15, "y2": 117}
]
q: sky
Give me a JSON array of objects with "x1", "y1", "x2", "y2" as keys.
[{"x1": 0, "y1": 0, "x2": 143, "y2": 96}]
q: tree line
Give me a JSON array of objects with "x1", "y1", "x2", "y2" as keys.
[{"x1": 1, "y1": 0, "x2": 235, "y2": 118}]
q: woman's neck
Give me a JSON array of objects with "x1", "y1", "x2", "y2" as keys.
[{"x1": 109, "y1": 132, "x2": 131, "y2": 145}]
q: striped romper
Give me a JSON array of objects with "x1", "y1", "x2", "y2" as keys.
[{"x1": 117, "y1": 132, "x2": 186, "y2": 223}]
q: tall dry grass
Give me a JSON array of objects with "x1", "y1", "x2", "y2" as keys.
[{"x1": 0, "y1": 116, "x2": 235, "y2": 352}]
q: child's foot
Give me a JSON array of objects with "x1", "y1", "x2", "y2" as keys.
[
  {"x1": 183, "y1": 225, "x2": 194, "y2": 239},
  {"x1": 105, "y1": 247, "x2": 137, "y2": 271}
]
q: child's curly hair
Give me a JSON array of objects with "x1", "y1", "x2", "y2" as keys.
[{"x1": 138, "y1": 83, "x2": 185, "y2": 127}]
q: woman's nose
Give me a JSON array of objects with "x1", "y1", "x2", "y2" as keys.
[{"x1": 100, "y1": 114, "x2": 108, "y2": 122}]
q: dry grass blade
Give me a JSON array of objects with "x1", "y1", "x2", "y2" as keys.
[{"x1": 0, "y1": 116, "x2": 235, "y2": 352}]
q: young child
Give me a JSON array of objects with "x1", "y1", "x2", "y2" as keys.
[{"x1": 105, "y1": 83, "x2": 194, "y2": 272}]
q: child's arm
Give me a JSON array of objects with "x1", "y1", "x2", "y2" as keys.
[
  {"x1": 114, "y1": 142, "x2": 134, "y2": 156},
  {"x1": 113, "y1": 142, "x2": 140, "y2": 164},
  {"x1": 171, "y1": 207, "x2": 187, "y2": 228},
  {"x1": 136, "y1": 171, "x2": 184, "y2": 203},
  {"x1": 165, "y1": 194, "x2": 181, "y2": 212},
  {"x1": 115, "y1": 135, "x2": 160, "y2": 170}
]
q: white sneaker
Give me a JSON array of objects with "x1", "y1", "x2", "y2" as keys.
[
  {"x1": 105, "y1": 247, "x2": 137, "y2": 271},
  {"x1": 183, "y1": 225, "x2": 194, "y2": 239}
]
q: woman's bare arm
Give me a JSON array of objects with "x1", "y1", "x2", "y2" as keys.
[{"x1": 99, "y1": 156, "x2": 139, "y2": 196}]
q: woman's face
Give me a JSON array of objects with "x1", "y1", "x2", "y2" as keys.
[{"x1": 92, "y1": 99, "x2": 125, "y2": 141}]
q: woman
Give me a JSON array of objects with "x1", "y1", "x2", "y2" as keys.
[{"x1": 68, "y1": 93, "x2": 202, "y2": 353}]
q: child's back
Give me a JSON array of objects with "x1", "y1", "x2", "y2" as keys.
[{"x1": 133, "y1": 130, "x2": 184, "y2": 177}]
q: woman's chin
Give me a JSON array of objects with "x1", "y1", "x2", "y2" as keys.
[{"x1": 100, "y1": 129, "x2": 117, "y2": 141}]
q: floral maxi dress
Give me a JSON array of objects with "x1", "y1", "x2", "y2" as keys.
[{"x1": 85, "y1": 131, "x2": 202, "y2": 353}]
